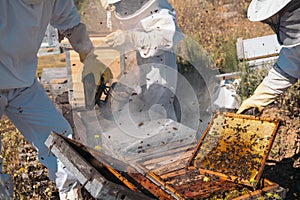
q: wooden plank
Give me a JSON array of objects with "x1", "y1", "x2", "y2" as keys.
[
  {"x1": 159, "y1": 168, "x2": 187, "y2": 180},
  {"x1": 151, "y1": 157, "x2": 191, "y2": 176},
  {"x1": 126, "y1": 172, "x2": 175, "y2": 200},
  {"x1": 233, "y1": 180, "x2": 285, "y2": 200},
  {"x1": 143, "y1": 153, "x2": 189, "y2": 172},
  {"x1": 139, "y1": 143, "x2": 195, "y2": 166},
  {"x1": 45, "y1": 132, "x2": 154, "y2": 200},
  {"x1": 147, "y1": 172, "x2": 184, "y2": 199},
  {"x1": 236, "y1": 37, "x2": 245, "y2": 61},
  {"x1": 138, "y1": 145, "x2": 195, "y2": 175}
]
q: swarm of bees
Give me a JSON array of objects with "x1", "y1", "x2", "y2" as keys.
[{"x1": 158, "y1": 113, "x2": 279, "y2": 199}]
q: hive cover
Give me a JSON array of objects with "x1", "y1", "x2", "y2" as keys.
[{"x1": 188, "y1": 112, "x2": 279, "y2": 187}]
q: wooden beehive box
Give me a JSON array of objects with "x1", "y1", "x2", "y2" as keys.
[
  {"x1": 50, "y1": 34, "x2": 286, "y2": 199},
  {"x1": 123, "y1": 112, "x2": 285, "y2": 199},
  {"x1": 47, "y1": 112, "x2": 286, "y2": 199}
]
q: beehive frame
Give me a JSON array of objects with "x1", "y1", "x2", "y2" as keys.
[{"x1": 188, "y1": 112, "x2": 279, "y2": 187}]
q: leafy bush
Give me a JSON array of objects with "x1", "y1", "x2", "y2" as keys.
[{"x1": 237, "y1": 62, "x2": 270, "y2": 101}]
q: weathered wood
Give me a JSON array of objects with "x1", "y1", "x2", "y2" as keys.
[
  {"x1": 40, "y1": 67, "x2": 68, "y2": 98},
  {"x1": 127, "y1": 144, "x2": 196, "y2": 171},
  {"x1": 37, "y1": 53, "x2": 66, "y2": 75},
  {"x1": 148, "y1": 166, "x2": 285, "y2": 200},
  {"x1": 140, "y1": 144, "x2": 195, "y2": 167},
  {"x1": 151, "y1": 158, "x2": 190, "y2": 176},
  {"x1": 45, "y1": 132, "x2": 154, "y2": 200},
  {"x1": 136, "y1": 143, "x2": 195, "y2": 176},
  {"x1": 45, "y1": 119, "x2": 286, "y2": 200},
  {"x1": 60, "y1": 135, "x2": 175, "y2": 199},
  {"x1": 233, "y1": 179, "x2": 285, "y2": 200},
  {"x1": 126, "y1": 172, "x2": 174, "y2": 200}
]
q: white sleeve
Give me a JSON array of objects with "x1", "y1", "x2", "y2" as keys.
[
  {"x1": 50, "y1": 0, "x2": 81, "y2": 32},
  {"x1": 134, "y1": 9, "x2": 177, "y2": 58},
  {"x1": 276, "y1": 45, "x2": 300, "y2": 79}
]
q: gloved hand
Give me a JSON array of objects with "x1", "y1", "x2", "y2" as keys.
[
  {"x1": 237, "y1": 82, "x2": 277, "y2": 114},
  {"x1": 63, "y1": 23, "x2": 113, "y2": 84},
  {"x1": 80, "y1": 52, "x2": 112, "y2": 110},
  {"x1": 82, "y1": 51, "x2": 113, "y2": 85},
  {"x1": 63, "y1": 23, "x2": 113, "y2": 109},
  {"x1": 237, "y1": 66, "x2": 296, "y2": 114},
  {"x1": 104, "y1": 29, "x2": 131, "y2": 48}
]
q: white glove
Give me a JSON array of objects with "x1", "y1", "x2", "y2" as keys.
[
  {"x1": 105, "y1": 9, "x2": 179, "y2": 58},
  {"x1": 104, "y1": 29, "x2": 130, "y2": 48},
  {"x1": 237, "y1": 82, "x2": 277, "y2": 114},
  {"x1": 237, "y1": 67, "x2": 295, "y2": 114},
  {"x1": 81, "y1": 51, "x2": 113, "y2": 85},
  {"x1": 104, "y1": 28, "x2": 173, "y2": 58}
]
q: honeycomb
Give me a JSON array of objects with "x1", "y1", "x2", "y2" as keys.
[{"x1": 191, "y1": 113, "x2": 279, "y2": 187}]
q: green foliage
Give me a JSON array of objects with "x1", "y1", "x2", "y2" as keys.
[
  {"x1": 74, "y1": 0, "x2": 83, "y2": 10},
  {"x1": 237, "y1": 63, "x2": 269, "y2": 101},
  {"x1": 218, "y1": 38, "x2": 239, "y2": 73}
]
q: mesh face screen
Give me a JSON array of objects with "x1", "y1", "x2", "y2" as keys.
[{"x1": 115, "y1": 0, "x2": 152, "y2": 16}]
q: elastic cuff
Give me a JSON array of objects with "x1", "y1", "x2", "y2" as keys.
[{"x1": 273, "y1": 63, "x2": 297, "y2": 83}]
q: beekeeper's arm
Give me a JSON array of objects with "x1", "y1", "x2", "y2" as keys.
[
  {"x1": 50, "y1": 1, "x2": 112, "y2": 84},
  {"x1": 105, "y1": 9, "x2": 177, "y2": 58},
  {"x1": 62, "y1": 23, "x2": 112, "y2": 84},
  {"x1": 237, "y1": 46, "x2": 299, "y2": 114}
]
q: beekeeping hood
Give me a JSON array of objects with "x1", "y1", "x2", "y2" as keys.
[
  {"x1": 248, "y1": 0, "x2": 300, "y2": 47},
  {"x1": 101, "y1": 0, "x2": 154, "y2": 14},
  {"x1": 247, "y1": 0, "x2": 292, "y2": 21},
  {"x1": 100, "y1": 0, "x2": 166, "y2": 29}
]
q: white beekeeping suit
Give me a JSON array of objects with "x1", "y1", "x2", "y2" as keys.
[
  {"x1": 0, "y1": 0, "x2": 112, "y2": 199},
  {"x1": 237, "y1": 0, "x2": 300, "y2": 114},
  {"x1": 101, "y1": 0, "x2": 183, "y2": 121}
]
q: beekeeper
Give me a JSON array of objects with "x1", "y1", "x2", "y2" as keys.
[
  {"x1": 101, "y1": 0, "x2": 183, "y2": 121},
  {"x1": 0, "y1": 0, "x2": 112, "y2": 199},
  {"x1": 237, "y1": 0, "x2": 300, "y2": 114}
]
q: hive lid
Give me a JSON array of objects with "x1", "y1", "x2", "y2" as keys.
[{"x1": 188, "y1": 112, "x2": 279, "y2": 187}]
